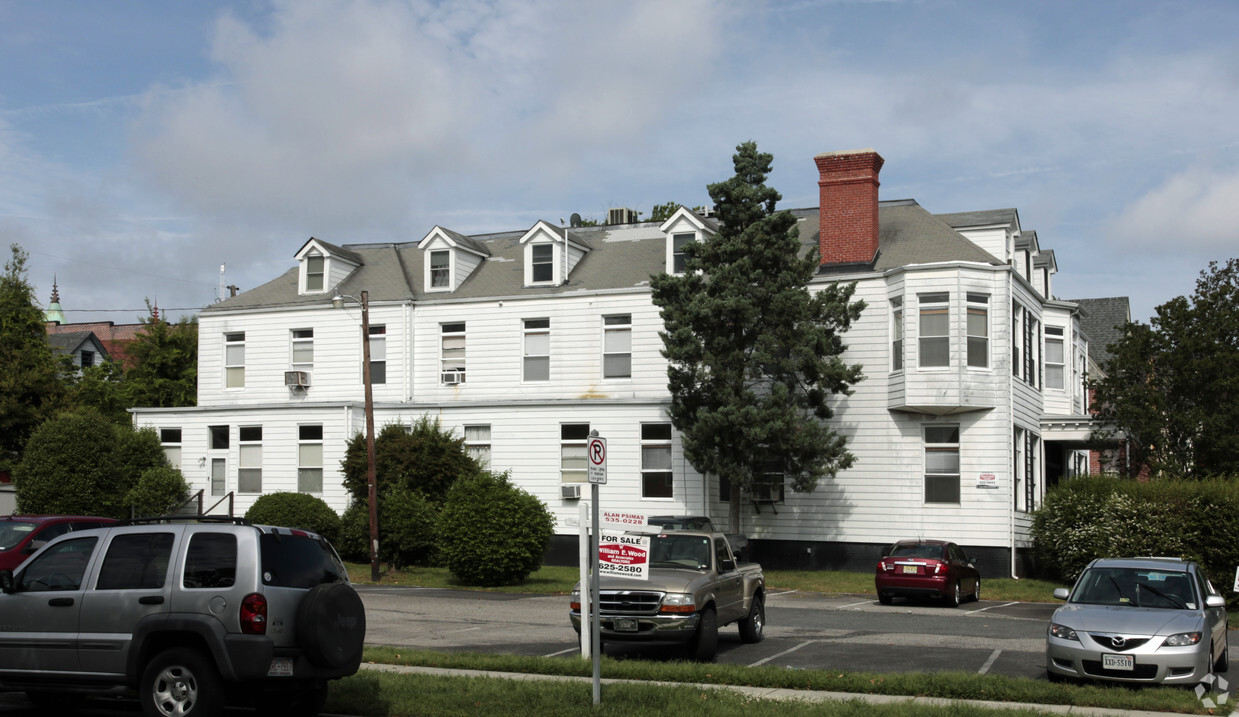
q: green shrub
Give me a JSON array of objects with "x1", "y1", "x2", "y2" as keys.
[
  {"x1": 341, "y1": 416, "x2": 482, "y2": 504},
  {"x1": 126, "y1": 466, "x2": 191, "y2": 518},
  {"x1": 14, "y1": 407, "x2": 167, "y2": 519},
  {"x1": 244, "y1": 492, "x2": 342, "y2": 545},
  {"x1": 1033, "y1": 475, "x2": 1239, "y2": 605},
  {"x1": 437, "y1": 471, "x2": 555, "y2": 586},
  {"x1": 337, "y1": 491, "x2": 439, "y2": 568}
]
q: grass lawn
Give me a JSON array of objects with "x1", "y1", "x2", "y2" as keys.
[{"x1": 345, "y1": 562, "x2": 1070, "y2": 603}]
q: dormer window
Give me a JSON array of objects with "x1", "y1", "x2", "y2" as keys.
[
  {"x1": 531, "y1": 244, "x2": 555, "y2": 283},
  {"x1": 306, "y1": 254, "x2": 325, "y2": 292},
  {"x1": 429, "y1": 250, "x2": 451, "y2": 289},
  {"x1": 672, "y1": 234, "x2": 693, "y2": 274}
]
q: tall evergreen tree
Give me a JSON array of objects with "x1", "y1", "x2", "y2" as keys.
[
  {"x1": 1091, "y1": 258, "x2": 1239, "y2": 477},
  {"x1": 650, "y1": 142, "x2": 866, "y2": 531},
  {"x1": 124, "y1": 310, "x2": 199, "y2": 408},
  {"x1": 0, "y1": 244, "x2": 66, "y2": 474}
]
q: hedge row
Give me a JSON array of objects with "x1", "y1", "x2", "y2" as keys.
[{"x1": 1032, "y1": 475, "x2": 1239, "y2": 600}]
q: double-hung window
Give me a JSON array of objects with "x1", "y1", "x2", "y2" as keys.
[
  {"x1": 465, "y1": 425, "x2": 491, "y2": 469},
  {"x1": 523, "y1": 318, "x2": 550, "y2": 381},
  {"x1": 924, "y1": 425, "x2": 960, "y2": 504},
  {"x1": 672, "y1": 233, "x2": 694, "y2": 274},
  {"x1": 368, "y1": 325, "x2": 387, "y2": 384},
  {"x1": 641, "y1": 423, "x2": 673, "y2": 498},
  {"x1": 291, "y1": 329, "x2": 314, "y2": 370},
  {"x1": 429, "y1": 250, "x2": 451, "y2": 289},
  {"x1": 966, "y1": 293, "x2": 989, "y2": 368},
  {"x1": 918, "y1": 293, "x2": 949, "y2": 368},
  {"x1": 890, "y1": 297, "x2": 903, "y2": 371},
  {"x1": 238, "y1": 426, "x2": 262, "y2": 494},
  {"x1": 1045, "y1": 326, "x2": 1065, "y2": 389},
  {"x1": 602, "y1": 315, "x2": 632, "y2": 379},
  {"x1": 531, "y1": 244, "x2": 554, "y2": 283},
  {"x1": 306, "y1": 254, "x2": 324, "y2": 292},
  {"x1": 224, "y1": 332, "x2": 245, "y2": 388},
  {"x1": 441, "y1": 323, "x2": 466, "y2": 384},
  {"x1": 298, "y1": 425, "x2": 323, "y2": 493},
  {"x1": 160, "y1": 428, "x2": 182, "y2": 470},
  {"x1": 561, "y1": 424, "x2": 589, "y2": 483}
]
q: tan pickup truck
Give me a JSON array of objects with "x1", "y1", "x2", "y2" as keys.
[{"x1": 569, "y1": 530, "x2": 765, "y2": 661}]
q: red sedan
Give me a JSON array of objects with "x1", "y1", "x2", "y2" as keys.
[{"x1": 875, "y1": 539, "x2": 980, "y2": 607}]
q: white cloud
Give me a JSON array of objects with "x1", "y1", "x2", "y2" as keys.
[{"x1": 1108, "y1": 166, "x2": 1239, "y2": 251}]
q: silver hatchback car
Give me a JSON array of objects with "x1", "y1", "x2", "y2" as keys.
[{"x1": 1046, "y1": 557, "x2": 1228, "y2": 684}]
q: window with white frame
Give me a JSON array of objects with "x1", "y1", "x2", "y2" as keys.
[
  {"x1": 298, "y1": 425, "x2": 323, "y2": 493},
  {"x1": 966, "y1": 293, "x2": 989, "y2": 368},
  {"x1": 890, "y1": 297, "x2": 903, "y2": 371},
  {"x1": 465, "y1": 425, "x2": 491, "y2": 469},
  {"x1": 1024, "y1": 314, "x2": 1040, "y2": 387},
  {"x1": 1012, "y1": 303, "x2": 1021, "y2": 377},
  {"x1": 238, "y1": 426, "x2": 262, "y2": 494},
  {"x1": 224, "y1": 332, "x2": 245, "y2": 388},
  {"x1": 441, "y1": 323, "x2": 466, "y2": 383},
  {"x1": 160, "y1": 428, "x2": 182, "y2": 470},
  {"x1": 561, "y1": 423, "x2": 589, "y2": 483},
  {"x1": 602, "y1": 315, "x2": 632, "y2": 379},
  {"x1": 81, "y1": 350, "x2": 95, "y2": 368},
  {"x1": 641, "y1": 423, "x2": 673, "y2": 498},
  {"x1": 672, "y1": 233, "x2": 694, "y2": 274},
  {"x1": 1045, "y1": 326, "x2": 1065, "y2": 389},
  {"x1": 306, "y1": 254, "x2": 325, "y2": 292},
  {"x1": 368, "y1": 325, "x2": 386, "y2": 384},
  {"x1": 753, "y1": 456, "x2": 785, "y2": 503},
  {"x1": 531, "y1": 243, "x2": 554, "y2": 284},
  {"x1": 429, "y1": 250, "x2": 451, "y2": 289},
  {"x1": 924, "y1": 425, "x2": 960, "y2": 504},
  {"x1": 291, "y1": 329, "x2": 313, "y2": 370},
  {"x1": 918, "y1": 293, "x2": 949, "y2": 368},
  {"x1": 523, "y1": 318, "x2": 550, "y2": 381},
  {"x1": 1013, "y1": 427, "x2": 1023, "y2": 511}
]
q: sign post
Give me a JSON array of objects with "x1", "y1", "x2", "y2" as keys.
[{"x1": 587, "y1": 431, "x2": 606, "y2": 705}]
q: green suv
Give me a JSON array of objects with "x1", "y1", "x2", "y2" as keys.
[{"x1": 0, "y1": 516, "x2": 366, "y2": 716}]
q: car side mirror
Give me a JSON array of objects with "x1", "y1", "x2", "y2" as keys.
[
  {"x1": 25, "y1": 540, "x2": 46, "y2": 553},
  {"x1": 1053, "y1": 587, "x2": 1070, "y2": 600},
  {"x1": 967, "y1": 555, "x2": 976, "y2": 565},
  {"x1": 0, "y1": 570, "x2": 14, "y2": 594},
  {"x1": 1206, "y1": 595, "x2": 1226, "y2": 608},
  {"x1": 719, "y1": 559, "x2": 735, "y2": 573}
]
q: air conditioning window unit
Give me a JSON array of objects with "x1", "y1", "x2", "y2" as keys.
[
  {"x1": 749, "y1": 480, "x2": 784, "y2": 503},
  {"x1": 441, "y1": 370, "x2": 464, "y2": 385},
  {"x1": 607, "y1": 207, "x2": 638, "y2": 225},
  {"x1": 560, "y1": 483, "x2": 581, "y2": 500},
  {"x1": 284, "y1": 370, "x2": 310, "y2": 388}
]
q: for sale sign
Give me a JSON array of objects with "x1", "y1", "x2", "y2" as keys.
[{"x1": 598, "y1": 532, "x2": 650, "y2": 581}]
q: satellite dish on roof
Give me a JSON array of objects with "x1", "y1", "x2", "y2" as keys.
[{"x1": 569, "y1": 213, "x2": 582, "y2": 228}]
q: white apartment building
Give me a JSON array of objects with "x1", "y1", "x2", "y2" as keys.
[{"x1": 132, "y1": 148, "x2": 1110, "y2": 576}]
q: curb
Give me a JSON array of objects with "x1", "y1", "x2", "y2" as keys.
[{"x1": 357, "y1": 663, "x2": 1197, "y2": 716}]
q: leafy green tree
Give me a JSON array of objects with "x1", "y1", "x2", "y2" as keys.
[
  {"x1": 650, "y1": 142, "x2": 866, "y2": 532},
  {"x1": 124, "y1": 310, "x2": 198, "y2": 408},
  {"x1": 1091, "y1": 258, "x2": 1239, "y2": 477},
  {"x1": 126, "y1": 466, "x2": 192, "y2": 518},
  {"x1": 649, "y1": 202, "x2": 706, "y2": 223},
  {"x1": 14, "y1": 406, "x2": 169, "y2": 518},
  {"x1": 436, "y1": 471, "x2": 554, "y2": 586},
  {"x1": 64, "y1": 361, "x2": 130, "y2": 424},
  {"x1": 0, "y1": 244, "x2": 66, "y2": 474},
  {"x1": 245, "y1": 492, "x2": 342, "y2": 544},
  {"x1": 341, "y1": 416, "x2": 482, "y2": 503}
]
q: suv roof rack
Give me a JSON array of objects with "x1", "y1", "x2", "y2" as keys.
[{"x1": 120, "y1": 515, "x2": 252, "y2": 526}]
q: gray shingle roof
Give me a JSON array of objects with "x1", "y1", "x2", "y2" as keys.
[
  {"x1": 207, "y1": 201, "x2": 1008, "y2": 312},
  {"x1": 1069, "y1": 297, "x2": 1131, "y2": 365}
]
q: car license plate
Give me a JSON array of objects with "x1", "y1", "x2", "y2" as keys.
[
  {"x1": 901, "y1": 565, "x2": 918, "y2": 574},
  {"x1": 267, "y1": 657, "x2": 294, "y2": 676},
  {"x1": 613, "y1": 617, "x2": 637, "y2": 632},
  {"x1": 1102, "y1": 653, "x2": 1134, "y2": 671}
]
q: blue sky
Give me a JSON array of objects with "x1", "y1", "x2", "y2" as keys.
[{"x1": 3, "y1": 0, "x2": 1237, "y2": 328}]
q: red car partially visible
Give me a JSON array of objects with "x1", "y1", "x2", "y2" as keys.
[{"x1": 875, "y1": 539, "x2": 980, "y2": 607}]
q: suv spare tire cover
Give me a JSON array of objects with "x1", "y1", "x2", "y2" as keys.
[{"x1": 296, "y1": 583, "x2": 367, "y2": 669}]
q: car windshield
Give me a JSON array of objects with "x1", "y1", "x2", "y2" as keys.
[
  {"x1": 1071, "y1": 567, "x2": 1196, "y2": 609},
  {"x1": 887, "y1": 543, "x2": 943, "y2": 559},
  {"x1": 648, "y1": 535, "x2": 711, "y2": 570},
  {"x1": 0, "y1": 522, "x2": 37, "y2": 551}
]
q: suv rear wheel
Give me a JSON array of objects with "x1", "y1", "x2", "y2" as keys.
[{"x1": 141, "y1": 647, "x2": 223, "y2": 717}]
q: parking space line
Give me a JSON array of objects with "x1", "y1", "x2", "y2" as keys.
[
  {"x1": 747, "y1": 640, "x2": 817, "y2": 667},
  {"x1": 765, "y1": 590, "x2": 797, "y2": 597},
  {"x1": 978, "y1": 648, "x2": 1002, "y2": 674},
  {"x1": 967, "y1": 601, "x2": 1018, "y2": 614},
  {"x1": 544, "y1": 647, "x2": 578, "y2": 658},
  {"x1": 835, "y1": 600, "x2": 873, "y2": 609}
]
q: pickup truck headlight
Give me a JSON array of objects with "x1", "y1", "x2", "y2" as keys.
[
  {"x1": 660, "y1": 593, "x2": 696, "y2": 614},
  {"x1": 569, "y1": 590, "x2": 580, "y2": 612}
]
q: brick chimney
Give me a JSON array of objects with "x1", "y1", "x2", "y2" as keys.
[{"x1": 815, "y1": 149, "x2": 884, "y2": 267}]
